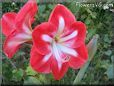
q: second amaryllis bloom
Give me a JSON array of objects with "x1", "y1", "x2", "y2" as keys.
[
  {"x1": 30, "y1": 4, "x2": 88, "y2": 80},
  {"x1": 1, "y1": 0, "x2": 38, "y2": 58}
]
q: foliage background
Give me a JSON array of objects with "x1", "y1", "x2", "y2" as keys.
[{"x1": 1, "y1": 0, "x2": 114, "y2": 85}]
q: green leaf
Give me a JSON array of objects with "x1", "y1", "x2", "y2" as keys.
[
  {"x1": 39, "y1": 5, "x2": 46, "y2": 13},
  {"x1": 26, "y1": 66, "x2": 37, "y2": 76},
  {"x1": 36, "y1": 0, "x2": 40, "y2": 3},
  {"x1": 48, "y1": 4, "x2": 54, "y2": 9},
  {"x1": 105, "y1": 65, "x2": 114, "y2": 79},
  {"x1": 25, "y1": 66, "x2": 48, "y2": 84},
  {"x1": 104, "y1": 34, "x2": 111, "y2": 43},
  {"x1": 87, "y1": 29, "x2": 96, "y2": 41},
  {"x1": 85, "y1": 17, "x2": 91, "y2": 25},
  {"x1": 91, "y1": 12, "x2": 97, "y2": 19},
  {"x1": 111, "y1": 56, "x2": 114, "y2": 62},
  {"x1": 73, "y1": 34, "x2": 99, "y2": 84},
  {"x1": 12, "y1": 69, "x2": 23, "y2": 81},
  {"x1": 105, "y1": 50, "x2": 112, "y2": 56},
  {"x1": 100, "y1": 60, "x2": 110, "y2": 69},
  {"x1": 38, "y1": 74, "x2": 49, "y2": 83},
  {"x1": 68, "y1": 2, "x2": 80, "y2": 14},
  {"x1": 87, "y1": 34, "x2": 99, "y2": 61},
  {"x1": 86, "y1": 9, "x2": 96, "y2": 19},
  {"x1": 24, "y1": 76, "x2": 41, "y2": 85}
]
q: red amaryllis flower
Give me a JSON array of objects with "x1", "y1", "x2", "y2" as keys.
[
  {"x1": 30, "y1": 4, "x2": 88, "y2": 80},
  {"x1": 1, "y1": 0, "x2": 38, "y2": 58}
]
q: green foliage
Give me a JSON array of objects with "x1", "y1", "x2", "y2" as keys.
[
  {"x1": 105, "y1": 65, "x2": 113, "y2": 79},
  {"x1": 25, "y1": 66, "x2": 37, "y2": 76},
  {"x1": 1, "y1": 1, "x2": 114, "y2": 85},
  {"x1": 73, "y1": 34, "x2": 99, "y2": 84},
  {"x1": 105, "y1": 50, "x2": 112, "y2": 56},
  {"x1": 24, "y1": 76, "x2": 41, "y2": 85},
  {"x1": 12, "y1": 69, "x2": 24, "y2": 81}
]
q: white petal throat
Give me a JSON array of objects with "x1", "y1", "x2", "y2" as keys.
[
  {"x1": 57, "y1": 16, "x2": 65, "y2": 34},
  {"x1": 60, "y1": 30, "x2": 78, "y2": 42},
  {"x1": 42, "y1": 34, "x2": 52, "y2": 43}
]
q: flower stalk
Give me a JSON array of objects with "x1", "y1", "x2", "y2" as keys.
[{"x1": 73, "y1": 34, "x2": 99, "y2": 84}]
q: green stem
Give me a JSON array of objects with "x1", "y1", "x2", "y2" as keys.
[{"x1": 73, "y1": 61, "x2": 90, "y2": 84}]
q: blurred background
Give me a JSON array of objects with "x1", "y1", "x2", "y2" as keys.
[{"x1": 0, "y1": 0, "x2": 114, "y2": 85}]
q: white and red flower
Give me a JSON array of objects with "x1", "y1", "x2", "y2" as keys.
[
  {"x1": 30, "y1": 4, "x2": 88, "y2": 80},
  {"x1": 1, "y1": 0, "x2": 38, "y2": 58}
]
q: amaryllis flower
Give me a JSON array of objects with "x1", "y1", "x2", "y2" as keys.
[
  {"x1": 30, "y1": 4, "x2": 88, "y2": 80},
  {"x1": 1, "y1": 0, "x2": 38, "y2": 58}
]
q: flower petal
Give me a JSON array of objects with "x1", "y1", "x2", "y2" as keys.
[
  {"x1": 2, "y1": 0, "x2": 38, "y2": 58},
  {"x1": 1, "y1": 12, "x2": 17, "y2": 36},
  {"x1": 32, "y1": 22, "x2": 57, "y2": 55},
  {"x1": 69, "y1": 44, "x2": 88, "y2": 69},
  {"x1": 50, "y1": 57, "x2": 69, "y2": 80},
  {"x1": 60, "y1": 30, "x2": 78, "y2": 42},
  {"x1": 3, "y1": 30, "x2": 32, "y2": 58},
  {"x1": 3, "y1": 12, "x2": 33, "y2": 58},
  {"x1": 15, "y1": 0, "x2": 38, "y2": 24},
  {"x1": 30, "y1": 45, "x2": 51, "y2": 73},
  {"x1": 57, "y1": 44, "x2": 78, "y2": 57},
  {"x1": 48, "y1": 4, "x2": 76, "y2": 33},
  {"x1": 63, "y1": 21, "x2": 87, "y2": 48}
]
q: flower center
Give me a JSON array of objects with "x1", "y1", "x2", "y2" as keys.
[
  {"x1": 54, "y1": 36, "x2": 59, "y2": 42},
  {"x1": 42, "y1": 17, "x2": 79, "y2": 69}
]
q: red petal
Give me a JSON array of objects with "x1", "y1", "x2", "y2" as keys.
[
  {"x1": 69, "y1": 44, "x2": 88, "y2": 69},
  {"x1": 3, "y1": 30, "x2": 32, "y2": 58},
  {"x1": 2, "y1": 0, "x2": 37, "y2": 58},
  {"x1": 32, "y1": 22, "x2": 57, "y2": 55},
  {"x1": 1, "y1": 12, "x2": 17, "y2": 36},
  {"x1": 30, "y1": 45, "x2": 51, "y2": 73},
  {"x1": 15, "y1": 0, "x2": 38, "y2": 24},
  {"x1": 63, "y1": 21, "x2": 87, "y2": 48},
  {"x1": 48, "y1": 4, "x2": 76, "y2": 31},
  {"x1": 50, "y1": 57, "x2": 69, "y2": 80}
]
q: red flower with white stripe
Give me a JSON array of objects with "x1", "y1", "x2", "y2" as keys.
[
  {"x1": 1, "y1": 0, "x2": 38, "y2": 58},
  {"x1": 30, "y1": 4, "x2": 88, "y2": 80}
]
